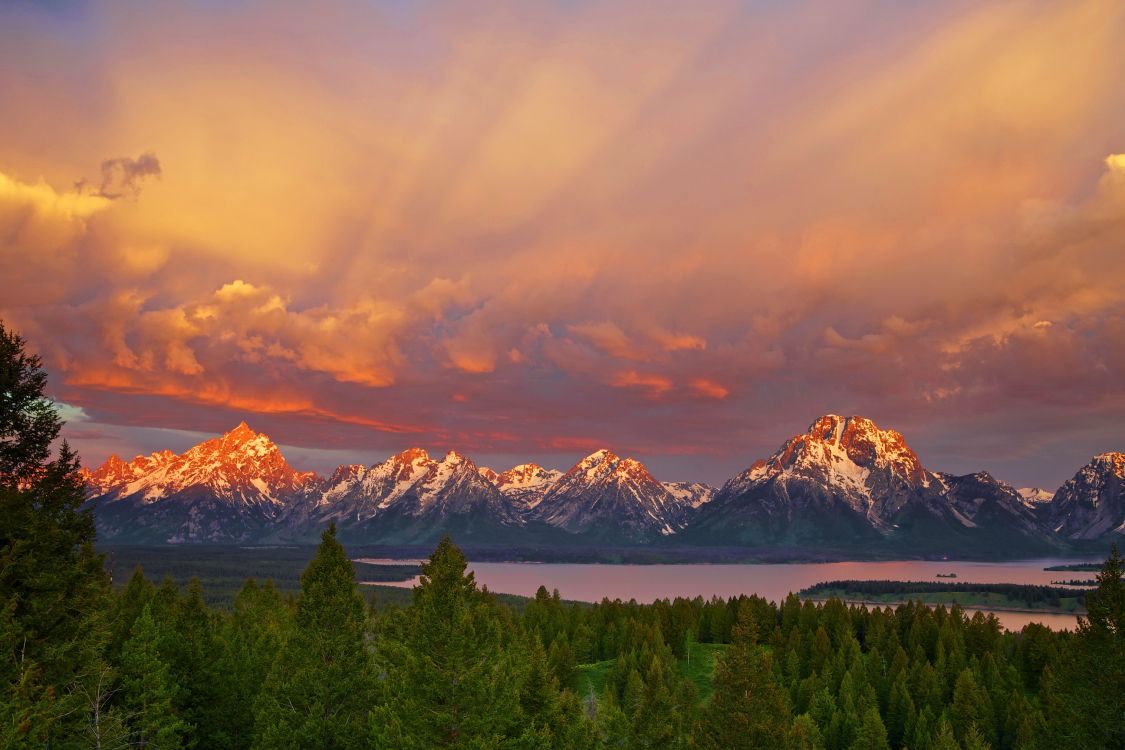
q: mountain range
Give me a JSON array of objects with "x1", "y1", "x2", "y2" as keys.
[{"x1": 80, "y1": 415, "x2": 1124, "y2": 556}]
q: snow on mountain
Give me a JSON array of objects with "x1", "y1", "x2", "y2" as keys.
[
  {"x1": 532, "y1": 449, "x2": 693, "y2": 539},
  {"x1": 1045, "y1": 452, "x2": 1125, "y2": 540},
  {"x1": 493, "y1": 463, "x2": 563, "y2": 508},
  {"x1": 89, "y1": 422, "x2": 316, "y2": 508},
  {"x1": 662, "y1": 481, "x2": 716, "y2": 508},
  {"x1": 80, "y1": 449, "x2": 177, "y2": 496},
  {"x1": 1017, "y1": 487, "x2": 1055, "y2": 506},
  {"x1": 717, "y1": 414, "x2": 934, "y2": 527},
  {"x1": 85, "y1": 422, "x2": 319, "y2": 542},
  {"x1": 294, "y1": 447, "x2": 523, "y2": 542},
  {"x1": 688, "y1": 414, "x2": 1058, "y2": 554},
  {"x1": 79, "y1": 416, "x2": 1114, "y2": 549}
]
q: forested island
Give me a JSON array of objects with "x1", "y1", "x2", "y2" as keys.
[
  {"x1": 800, "y1": 581, "x2": 1092, "y2": 614},
  {"x1": 1043, "y1": 563, "x2": 1102, "y2": 572}
]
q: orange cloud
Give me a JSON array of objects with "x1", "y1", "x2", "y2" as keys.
[
  {"x1": 689, "y1": 378, "x2": 730, "y2": 400},
  {"x1": 611, "y1": 369, "x2": 674, "y2": 396}
]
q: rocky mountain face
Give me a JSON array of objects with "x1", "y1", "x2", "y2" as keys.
[
  {"x1": 1043, "y1": 452, "x2": 1125, "y2": 541},
  {"x1": 285, "y1": 448, "x2": 523, "y2": 544},
  {"x1": 85, "y1": 422, "x2": 317, "y2": 543},
  {"x1": 662, "y1": 482, "x2": 716, "y2": 509},
  {"x1": 490, "y1": 464, "x2": 563, "y2": 509},
  {"x1": 531, "y1": 450, "x2": 697, "y2": 540},
  {"x1": 685, "y1": 415, "x2": 1062, "y2": 555},
  {"x1": 82, "y1": 417, "x2": 1120, "y2": 552}
]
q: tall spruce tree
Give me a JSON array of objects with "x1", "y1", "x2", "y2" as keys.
[
  {"x1": 372, "y1": 536, "x2": 523, "y2": 748},
  {"x1": 1041, "y1": 545, "x2": 1124, "y2": 750},
  {"x1": 0, "y1": 321, "x2": 110, "y2": 747},
  {"x1": 253, "y1": 525, "x2": 374, "y2": 750},
  {"x1": 120, "y1": 604, "x2": 189, "y2": 749},
  {"x1": 694, "y1": 603, "x2": 791, "y2": 750}
]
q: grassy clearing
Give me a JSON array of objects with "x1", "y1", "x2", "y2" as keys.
[{"x1": 576, "y1": 642, "x2": 731, "y2": 702}]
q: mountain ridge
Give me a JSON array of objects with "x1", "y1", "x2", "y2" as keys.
[{"x1": 81, "y1": 417, "x2": 1122, "y2": 552}]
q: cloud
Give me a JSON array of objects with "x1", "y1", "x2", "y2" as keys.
[
  {"x1": 91, "y1": 152, "x2": 162, "y2": 199},
  {"x1": 0, "y1": 0, "x2": 1123, "y2": 487}
]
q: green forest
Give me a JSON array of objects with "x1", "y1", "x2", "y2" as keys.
[
  {"x1": 800, "y1": 581, "x2": 1092, "y2": 612},
  {"x1": 3, "y1": 327, "x2": 1124, "y2": 749}
]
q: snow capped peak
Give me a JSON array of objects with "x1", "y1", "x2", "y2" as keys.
[
  {"x1": 1017, "y1": 487, "x2": 1054, "y2": 506},
  {"x1": 493, "y1": 463, "x2": 563, "y2": 508},
  {"x1": 536, "y1": 449, "x2": 692, "y2": 537},
  {"x1": 1092, "y1": 451, "x2": 1125, "y2": 477},
  {"x1": 478, "y1": 466, "x2": 499, "y2": 482},
  {"x1": 722, "y1": 414, "x2": 934, "y2": 520},
  {"x1": 392, "y1": 447, "x2": 431, "y2": 465},
  {"x1": 84, "y1": 422, "x2": 318, "y2": 515},
  {"x1": 1046, "y1": 451, "x2": 1125, "y2": 540},
  {"x1": 443, "y1": 449, "x2": 469, "y2": 465},
  {"x1": 791, "y1": 414, "x2": 926, "y2": 483}
]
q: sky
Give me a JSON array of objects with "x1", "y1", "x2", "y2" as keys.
[{"x1": 2, "y1": 0, "x2": 1124, "y2": 488}]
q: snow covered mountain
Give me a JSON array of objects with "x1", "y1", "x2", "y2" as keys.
[
  {"x1": 531, "y1": 449, "x2": 695, "y2": 539},
  {"x1": 1043, "y1": 452, "x2": 1125, "y2": 540},
  {"x1": 490, "y1": 463, "x2": 563, "y2": 509},
  {"x1": 662, "y1": 481, "x2": 716, "y2": 509},
  {"x1": 80, "y1": 417, "x2": 1118, "y2": 551},
  {"x1": 1018, "y1": 487, "x2": 1055, "y2": 507},
  {"x1": 287, "y1": 448, "x2": 523, "y2": 543},
  {"x1": 85, "y1": 422, "x2": 318, "y2": 543},
  {"x1": 685, "y1": 415, "x2": 1059, "y2": 555}
]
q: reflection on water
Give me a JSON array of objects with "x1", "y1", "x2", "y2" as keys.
[{"x1": 370, "y1": 557, "x2": 1097, "y2": 631}]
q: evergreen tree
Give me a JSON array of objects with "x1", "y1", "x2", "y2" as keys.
[
  {"x1": 253, "y1": 525, "x2": 374, "y2": 749},
  {"x1": 1041, "y1": 545, "x2": 1124, "y2": 750},
  {"x1": 108, "y1": 566, "x2": 155, "y2": 663},
  {"x1": 849, "y1": 707, "x2": 891, "y2": 750},
  {"x1": 373, "y1": 536, "x2": 523, "y2": 748},
  {"x1": 930, "y1": 718, "x2": 962, "y2": 750},
  {"x1": 695, "y1": 605, "x2": 791, "y2": 750},
  {"x1": 120, "y1": 605, "x2": 189, "y2": 749},
  {"x1": 212, "y1": 579, "x2": 293, "y2": 749},
  {"x1": 791, "y1": 713, "x2": 825, "y2": 750},
  {"x1": 0, "y1": 321, "x2": 111, "y2": 746}
]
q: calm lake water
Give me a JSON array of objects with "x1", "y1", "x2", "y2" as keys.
[{"x1": 360, "y1": 557, "x2": 1098, "y2": 631}]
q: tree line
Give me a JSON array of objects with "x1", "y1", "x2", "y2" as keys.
[
  {"x1": 800, "y1": 581, "x2": 1091, "y2": 609},
  {"x1": 2, "y1": 320, "x2": 1123, "y2": 749}
]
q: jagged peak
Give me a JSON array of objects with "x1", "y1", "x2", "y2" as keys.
[
  {"x1": 222, "y1": 420, "x2": 258, "y2": 441},
  {"x1": 392, "y1": 447, "x2": 432, "y2": 464},
  {"x1": 328, "y1": 463, "x2": 367, "y2": 482},
  {"x1": 741, "y1": 413, "x2": 928, "y2": 487},
  {"x1": 562, "y1": 448, "x2": 659, "y2": 485},
  {"x1": 1076, "y1": 452, "x2": 1125, "y2": 480}
]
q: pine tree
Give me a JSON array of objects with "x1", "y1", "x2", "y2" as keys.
[
  {"x1": 108, "y1": 566, "x2": 155, "y2": 663},
  {"x1": 695, "y1": 605, "x2": 791, "y2": 750},
  {"x1": 372, "y1": 536, "x2": 523, "y2": 748},
  {"x1": 253, "y1": 525, "x2": 374, "y2": 749},
  {"x1": 212, "y1": 578, "x2": 293, "y2": 749},
  {"x1": 1041, "y1": 545, "x2": 1124, "y2": 750},
  {"x1": 930, "y1": 718, "x2": 961, "y2": 750},
  {"x1": 950, "y1": 669, "x2": 988, "y2": 745},
  {"x1": 886, "y1": 670, "x2": 915, "y2": 749},
  {"x1": 0, "y1": 321, "x2": 111, "y2": 746},
  {"x1": 791, "y1": 713, "x2": 825, "y2": 750},
  {"x1": 121, "y1": 605, "x2": 189, "y2": 749},
  {"x1": 849, "y1": 707, "x2": 891, "y2": 750}
]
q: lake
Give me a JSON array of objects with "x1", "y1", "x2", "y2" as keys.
[{"x1": 359, "y1": 557, "x2": 1098, "y2": 631}]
